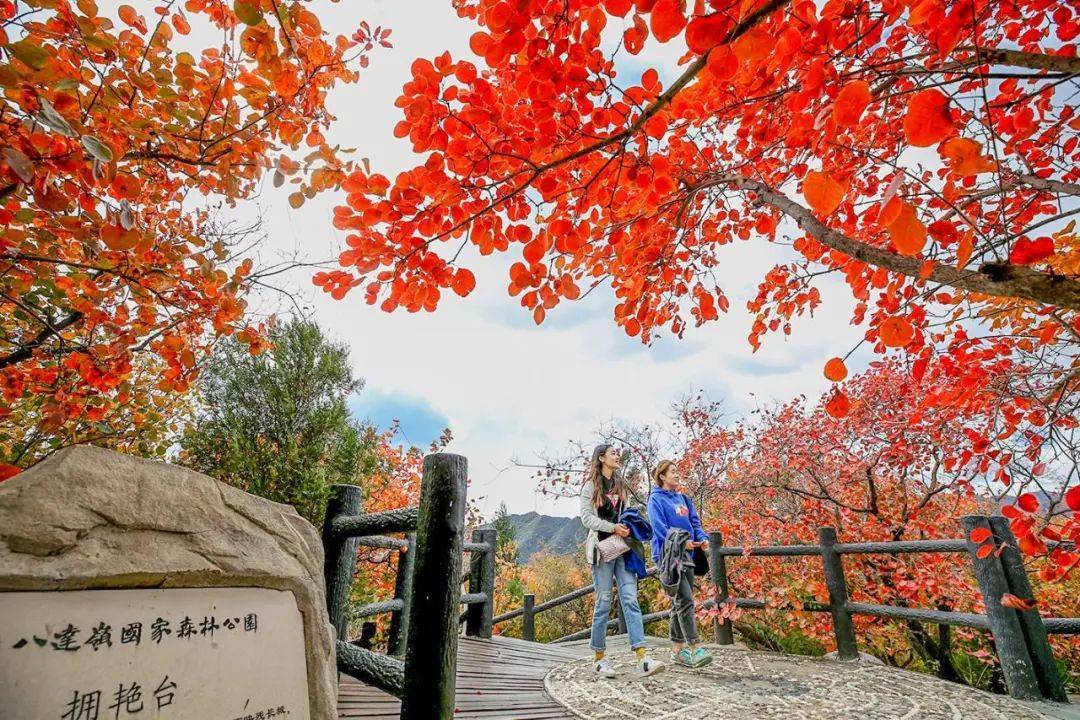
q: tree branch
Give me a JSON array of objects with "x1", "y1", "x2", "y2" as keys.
[
  {"x1": 1019, "y1": 175, "x2": 1080, "y2": 197},
  {"x1": 0, "y1": 311, "x2": 84, "y2": 369},
  {"x1": 718, "y1": 175, "x2": 1080, "y2": 310},
  {"x1": 122, "y1": 150, "x2": 240, "y2": 167},
  {"x1": 415, "y1": 0, "x2": 794, "y2": 247},
  {"x1": 956, "y1": 47, "x2": 1080, "y2": 75}
]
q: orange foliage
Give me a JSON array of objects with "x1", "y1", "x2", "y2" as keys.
[
  {"x1": 902, "y1": 88, "x2": 955, "y2": 147},
  {"x1": 350, "y1": 426, "x2": 449, "y2": 638},
  {"x1": 803, "y1": 171, "x2": 846, "y2": 216},
  {"x1": 0, "y1": 0, "x2": 385, "y2": 464},
  {"x1": 823, "y1": 357, "x2": 847, "y2": 382}
]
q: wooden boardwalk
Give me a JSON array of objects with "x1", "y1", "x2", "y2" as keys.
[{"x1": 337, "y1": 635, "x2": 590, "y2": 719}]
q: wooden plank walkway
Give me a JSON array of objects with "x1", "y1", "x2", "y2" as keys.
[{"x1": 337, "y1": 635, "x2": 590, "y2": 719}]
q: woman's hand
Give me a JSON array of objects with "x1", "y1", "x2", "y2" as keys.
[{"x1": 614, "y1": 524, "x2": 631, "y2": 537}]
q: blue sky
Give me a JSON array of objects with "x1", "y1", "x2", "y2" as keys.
[{"x1": 348, "y1": 390, "x2": 449, "y2": 450}]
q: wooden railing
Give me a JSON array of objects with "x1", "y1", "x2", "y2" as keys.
[
  {"x1": 492, "y1": 514, "x2": 1077, "y2": 703},
  {"x1": 321, "y1": 453, "x2": 497, "y2": 720}
]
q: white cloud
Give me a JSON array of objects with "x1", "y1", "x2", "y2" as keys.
[{"x1": 171, "y1": 0, "x2": 872, "y2": 519}]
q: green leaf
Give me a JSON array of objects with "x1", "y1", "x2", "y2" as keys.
[
  {"x1": 1, "y1": 147, "x2": 34, "y2": 183},
  {"x1": 84, "y1": 33, "x2": 116, "y2": 51},
  {"x1": 0, "y1": 64, "x2": 22, "y2": 88},
  {"x1": 233, "y1": 0, "x2": 263, "y2": 26},
  {"x1": 37, "y1": 97, "x2": 76, "y2": 137},
  {"x1": 8, "y1": 40, "x2": 49, "y2": 70},
  {"x1": 119, "y1": 200, "x2": 135, "y2": 230},
  {"x1": 82, "y1": 135, "x2": 114, "y2": 162}
]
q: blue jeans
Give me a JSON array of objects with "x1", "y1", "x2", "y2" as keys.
[{"x1": 590, "y1": 555, "x2": 646, "y2": 652}]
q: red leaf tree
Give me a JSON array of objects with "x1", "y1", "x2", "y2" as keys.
[
  {"x1": 684, "y1": 361, "x2": 1079, "y2": 680},
  {"x1": 323, "y1": 0, "x2": 1078, "y2": 572}
]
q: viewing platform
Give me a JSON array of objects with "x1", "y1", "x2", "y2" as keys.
[
  {"x1": 338, "y1": 635, "x2": 1079, "y2": 720},
  {"x1": 324, "y1": 456, "x2": 1077, "y2": 720}
]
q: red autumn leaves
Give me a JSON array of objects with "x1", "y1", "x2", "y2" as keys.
[
  {"x1": 803, "y1": 171, "x2": 846, "y2": 216},
  {"x1": 686, "y1": 13, "x2": 733, "y2": 53},
  {"x1": 881, "y1": 200, "x2": 927, "y2": 257},
  {"x1": 621, "y1": 0, "x2": 734, "y2": 51},
  {"x1": 1010, "y1": 237, "x2": 1056, "y2": 265},
  {"x1": 939, "y1": 138, "x2": 995, "y2": 177},
  {"x1": 812, "y1": 86, "x2": 951, "y2": 182},
  {"x1": 966, "y1": 485, "x2": 1080, "y2": 585},
  {"x1": 903, "y1": 89, "x2": 954, "y2": 147},
  {"x1": 972, "y1": 489, "x2": 1080, "y2": 582},
  {"x1": 802, "y1": 60, "x2": 1059, "y2": 283},
  {"x1": 451, "y1": 268, "x2": 477, "y2": 297},
  {"x1": 822, "y1": 315, "x2": 915, "y2": 418},
  {"x1": 1, "y1": 0, "x2": 375, "y2": 458},
  {"x1": 650, "y1": 0, "x2": 687, "y2": 41},
  {"x1": 823, "y1": 357, "x2": 848, "y2": 382},
  {"x1": 832, "y1": 81, "x2": 871, "y2": 127},
  {"x1": 822, "y1": 357, "x2": 851, "y2": 418}
]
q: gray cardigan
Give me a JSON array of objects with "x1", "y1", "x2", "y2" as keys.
[
  {"x1": 579, "y1": 479, "x2": 617, "y2": 565},
  {"x1": 658, "y1": 527, "x2": 693, "y2": 590}
]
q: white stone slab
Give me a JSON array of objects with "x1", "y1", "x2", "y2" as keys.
[{"x1": 0, "y1": 587, "x2": 310, "y2": 720}]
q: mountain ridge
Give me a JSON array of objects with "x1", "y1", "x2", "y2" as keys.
[{"x1": 503, "y1": 511, "x2": 585, "y2": 563}]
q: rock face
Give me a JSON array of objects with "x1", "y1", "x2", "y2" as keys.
[{"x1": 0, "y1": 445, "x2": 336, "y2": 720}]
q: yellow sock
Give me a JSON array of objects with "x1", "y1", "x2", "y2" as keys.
[
  {"x1": 634, "y1": 647, "x2": 647, "y2": 660},
  {"x1": 595, "y1": 651, "x2": 605, "y2": 661}
]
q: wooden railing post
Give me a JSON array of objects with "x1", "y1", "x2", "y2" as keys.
[
  {"x1": 466, "y1": 527, "x2": 497, "y2": 638},
  {"x1": 388, "y1": 532, "x2": 416, "y2": 657},
  {"x1": 322, "y1": 484, "x2": 362, "y2": 641},
  {"x1": 709, "y1": 530, "x2": 734, "y2": 645},
  {"x1": 401, "y1": 453, "x2": 468, "y2": 720},
  {"x1": 962, "y1": 515, "x2": 1044, "y2": 701},
  {"x1": 522, "y1": 593, "x2": 536, "y2": 642},
  {"x1": 818, "y1": 527, "x2": 858, "y2": 659},
  {"x1": 987, "y1": 516, "x2": 1067, "y2": 702}
]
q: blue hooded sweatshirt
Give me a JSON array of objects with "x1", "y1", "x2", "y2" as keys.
[
  {"x1": 646, "y1": 487, "x2": 708, "y2": 564},
  {"x1": 616, "y1": 507, "x2": 652, "y2": 579}
]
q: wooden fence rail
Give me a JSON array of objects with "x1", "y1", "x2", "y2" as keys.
[
  {"x1": 321, "y1": 453, "x2": 499, "y2": 720},
  {"x1": 493, "y1": 515, "x2": 1077, "y2": 703}
]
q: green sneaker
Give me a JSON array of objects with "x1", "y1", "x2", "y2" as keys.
[
  {"x1": 669, "y1": 648, "x2": 694, "y2": 667},
  {"x1": 690, "y1": 647, "x2": 713, "y2": 668}
]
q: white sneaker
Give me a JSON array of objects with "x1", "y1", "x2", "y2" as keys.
[
  {"x1": 593, "y1": 657, "x2": 617, "y2": 678},
  {"x1": 639, "y1": 654, "x2": 665, "y2": 677}
]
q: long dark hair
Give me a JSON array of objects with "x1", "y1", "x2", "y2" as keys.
[{"x1": 584, "y1": 443, "x2": 626, "y2": 509}]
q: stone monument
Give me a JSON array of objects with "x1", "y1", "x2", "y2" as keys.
[{"x1": 0, "y1": 445, "x2": 336, "y2": 720}]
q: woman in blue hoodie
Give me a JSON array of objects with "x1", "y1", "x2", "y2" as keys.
[{"x1": 647, "y1": 460, "x2": 713, "y2": 668}]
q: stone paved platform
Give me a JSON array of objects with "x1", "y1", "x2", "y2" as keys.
[{"x1": 544, "y1": 643, "x2": 1069, "y2": 719}]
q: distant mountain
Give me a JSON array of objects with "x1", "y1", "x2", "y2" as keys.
[{"x1": 504, "y1": 512, "x2": 586, "y2": 563}]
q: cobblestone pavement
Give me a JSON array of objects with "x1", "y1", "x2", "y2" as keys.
[{"x1": 543, "y1": 644, "x2": 1060, "y2": 719}]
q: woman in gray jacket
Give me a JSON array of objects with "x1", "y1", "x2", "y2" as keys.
[{"x1": 580, "y1": 443, "x2": 664, "y2": 678}]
